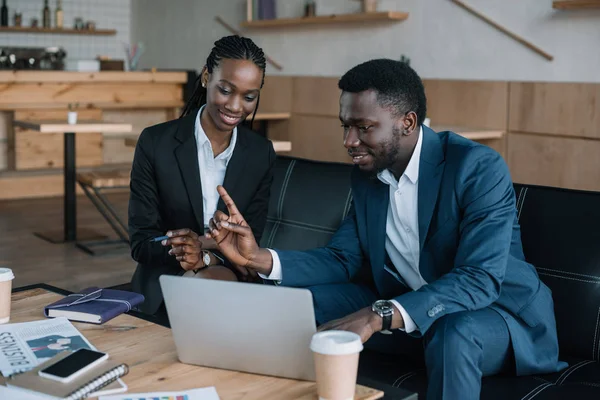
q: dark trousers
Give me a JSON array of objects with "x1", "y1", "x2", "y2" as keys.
[{"x1": 308, "y1": 283, "x2": 514, "y2": 400}]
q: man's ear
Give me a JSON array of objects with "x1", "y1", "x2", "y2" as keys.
[{"x1": 402, "y1": 111, "x2": 418, "y2": 135}]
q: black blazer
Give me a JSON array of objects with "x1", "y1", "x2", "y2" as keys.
[{"x1": 128, "y1": 111, "x2": 276, "y2": 314}]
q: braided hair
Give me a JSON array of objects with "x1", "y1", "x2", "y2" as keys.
[{"x1": 180, "y1": 35, "x2": 267, "y2": 125}]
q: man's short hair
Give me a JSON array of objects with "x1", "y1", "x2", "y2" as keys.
[{"x1": 338, "y1": 58, "x2": 427, "y2": 126}]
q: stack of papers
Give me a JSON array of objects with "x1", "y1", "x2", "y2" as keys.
[{"x1": 99, "y1": 387, "x2": 220, "y2": 400}]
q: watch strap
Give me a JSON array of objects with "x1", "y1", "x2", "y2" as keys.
[{"x1": 381, "y1": 311, "x2": 392, "y2": 331}]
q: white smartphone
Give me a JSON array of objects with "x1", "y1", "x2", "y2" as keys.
[{"x1": 38, "y1": 348, "x2": 108, "y2": 383}]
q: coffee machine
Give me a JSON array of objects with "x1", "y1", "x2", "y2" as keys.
[{"x1": 0, "y1": 46, "x2": 67, "y2": 70}]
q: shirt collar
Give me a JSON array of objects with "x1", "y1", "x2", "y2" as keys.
[
  {"x1": 194, "y1": 105, "x2": 238, "y2": 160},
  {"x1": 378, "y1": 125, "x2": 423, "y2": 186}
]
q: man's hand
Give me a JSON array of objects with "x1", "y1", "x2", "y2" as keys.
[
  {"x1": 161, "y1": 228, "x2": 204, "y2": 271},
  {"x1": 318, "y1": 304, "x2": 406, "y2": 343},
  {"x1": 206, "y1": 186, "x2": 273, "y2": 276},
  {"x1": 317, "y1": 307, "x2": 383, "y2": 343}
]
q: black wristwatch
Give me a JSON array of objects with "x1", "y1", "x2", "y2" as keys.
[{"x1": 372, "y1": 300, "x2": 395, "y2": 332}]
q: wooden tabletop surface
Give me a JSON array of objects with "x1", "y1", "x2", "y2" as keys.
[
  {"x1": 6, "y1": 288, "x2": 383, "y2": 400},
  {"x1": 13, "y1": 120, "x2": 133, "y2": 134}
]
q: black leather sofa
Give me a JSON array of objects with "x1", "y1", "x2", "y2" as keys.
[{"x1": 262, "y1": 155, "x2": 600, "y2": 400}]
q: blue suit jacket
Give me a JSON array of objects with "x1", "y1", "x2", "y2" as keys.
[{"x1": 277, "y1": 126, "x2": 566, "y2": 376}]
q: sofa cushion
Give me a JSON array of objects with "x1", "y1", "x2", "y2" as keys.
[
  {"x1": 514, "y1": 184, "x2": 600, "y2": 362},
  {"x1": 359, "y1": 349, "x2": 600, "y2": 399},
  {"x1": 260, "y1": 156, "x2": 353, "y2": 251}
]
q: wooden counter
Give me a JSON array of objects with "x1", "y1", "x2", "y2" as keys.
[
  {"x1": 0, "y1": 71, "x2": 187, "y2": 83},
  {"x1": 0, "y1": 71, "x2": 187, "y2": 110}
]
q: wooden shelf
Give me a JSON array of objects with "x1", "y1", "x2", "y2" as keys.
[
  {"x1": 553, "y1": 0, "x2": 600, "y2": 9},
  {"x1": 431, "y1": 126, "x2": 505, "y2": 141},
  {"x1": 241, "y1": 11, "x2": 408, "y2": 28},
  {"x1": 250, "y1": 112, "x2": 291, "y2": 121},
  {"x1": 0, "y1": 26, "x2": 116, "y2": 36}
]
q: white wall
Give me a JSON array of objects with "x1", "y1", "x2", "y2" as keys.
[
  {"x1": 131, "y1": 0, "x2": 600, "y2": 82},
  {"x1": 2, "y1": 0, "x2": 131, "y2": 62}
]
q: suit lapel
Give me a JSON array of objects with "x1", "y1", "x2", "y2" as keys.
[
  {"x1": 174, "y1": 111, "x2": 205, "y2": 229},
  {"x1": 217, "y1": 126, "x2": 250, "y2": 213},
  {"x1": 367, "y1": 178, "x2": 390, "y2": 295},
  {"x1": 418, "y1": 126, "x2": 446, "y2": 250}
]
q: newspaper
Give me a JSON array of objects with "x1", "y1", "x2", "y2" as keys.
[{"x1": 0, "y1": 317, "x2": 95, "y2": 377}]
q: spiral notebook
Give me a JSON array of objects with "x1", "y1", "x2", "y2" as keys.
[{"x1": 5, "y1": 351, "x2": 129, "y2": 400}]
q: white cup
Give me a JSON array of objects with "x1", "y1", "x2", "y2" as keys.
[
  {"x1": 0, "y1": 268, "x2": 15, "y2": 324},
  {"x1": 310, "y1": 330, "x2": 364, "y2": 400},
  {"x1": 67, "y1": 111, "x2": 78, "y2": 125}
]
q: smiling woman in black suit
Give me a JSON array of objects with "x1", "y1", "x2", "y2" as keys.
[{"x1": 128, "y1": 35, "x2": 276, "y2": 316}]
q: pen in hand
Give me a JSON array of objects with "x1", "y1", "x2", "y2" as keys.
[{"x1": 149, "y1": 235, "x2": 169, "y2": 243}]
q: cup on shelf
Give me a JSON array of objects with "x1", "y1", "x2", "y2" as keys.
[{"x1": 362, "y1": 0, "x2": 378, "y2": 13}]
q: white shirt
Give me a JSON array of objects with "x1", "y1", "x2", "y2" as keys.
[
  {"x1": 195, "y1": 106, "x2": 237, "y2": 229},
  {"x1": 263, "y1": 127, "x2": 426, "y2": 333},
  {"x1": 377, "y1": 127, "x2": 425, "y2": 333}
]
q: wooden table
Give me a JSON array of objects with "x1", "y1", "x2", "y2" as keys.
[
  {"x1": 124, "y1": 135, "x2": 292, "y2": 152},
  {"x1": 431, "y1": 125, "x2": 505, "y2": 141},
  {"x1": 12, "y1": 121, "x2": 132, "y2": 244},
  {"x1": 6, "y1": 286, "x2": 386, "y2": 400}
]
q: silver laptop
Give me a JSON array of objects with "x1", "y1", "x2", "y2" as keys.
[{"x1": 159, "y1": 275, "x2": 317, "y2": 381}]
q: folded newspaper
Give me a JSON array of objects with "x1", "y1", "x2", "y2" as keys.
[{"x1": 0, "y1": 317, "x2": 95, "y2": 377}]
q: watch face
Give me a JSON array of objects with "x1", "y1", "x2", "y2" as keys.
[
  {"x1": 203, "y1": 252, "x2": 211, "y2": 266},
  {"x1": 373, "y1": 300, "x2": 393, "y2": 313}
]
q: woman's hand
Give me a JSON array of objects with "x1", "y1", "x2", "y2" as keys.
[{"x1": 162, "y1": 228, "x2": 204, "y2": 271}]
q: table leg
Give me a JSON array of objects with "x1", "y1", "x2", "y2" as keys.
[
  {"x1": 33, "y1": 132, "x2": 107, "y2": 245},
  {"x1": 64, "y1": 132, "x2": 76, "y2": 242}
]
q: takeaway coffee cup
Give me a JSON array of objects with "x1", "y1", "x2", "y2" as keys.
[
  {"x1": 0, "y1": 268, "x2": 15, "y2": 324},
  {"x1": 310, "y1": 330, "x2": 364, "y2": 400}
]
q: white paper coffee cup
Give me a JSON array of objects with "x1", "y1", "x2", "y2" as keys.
[
  {"x1": 0, "y1": 268, "x2": 14, "y2": 324},
  {"x1": 310, "y1": 331, "x2": 363, "y2": 400}
]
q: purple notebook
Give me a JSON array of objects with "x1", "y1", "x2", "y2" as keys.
[{"x1": 44, "y1": 287, "x2": 144, "y2": 324}]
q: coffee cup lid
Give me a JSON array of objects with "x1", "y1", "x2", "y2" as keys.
[
  {"x1": 0, "y1": 268, "x2": 14, "y2": 282},
  {"x1": 310, "y1": 330, "x2": 363, "y2": 356}
]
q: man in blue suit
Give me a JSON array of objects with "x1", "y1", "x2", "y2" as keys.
[{"x1": 205, "y1": 59, "x2": 566, "y2": 399}]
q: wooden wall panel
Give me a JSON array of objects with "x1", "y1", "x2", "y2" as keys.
[
  {"x1": 259, "y1": 76, "x2": 293, "y2": 113},
  {"x1": 509, "y1": 82, "x2": 600, "y2": 139},
  {"x1": 14, "y1": 109, "x2": 102, "y2": 121},
  {"x1": 264, "y1": 120, "x2": 290, "y2": 142},
  {"x1": 0, "y1": 112, "x2": 11, "y2": 171},
  {"x1": 423, "y1": 80, "x2": 509, "y2": 129},
  {"x1": 292, "y1": 77, "x2": 340, "y2": 117},
  {"x1": 286, "y1": 116, "x2": 349, "y2": 163},
  {"x1": 508, "y1": 132, "x2": 600, "y2": 191},
  {"x1": 102, "y1": 109, "x2": 170, "y2": 165},
  {"x1": 13, "y1": 128, "x2": 103, "y2": 170},
  {"x1": 102, "y1": 109, "x2": 169, "y2": 135},
  {"x1": 103, "y1": 137, "x2": 134, "y2": 165},
  {"x1": 0, "y1": 141, "x2": 6, "y2": 171}
]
